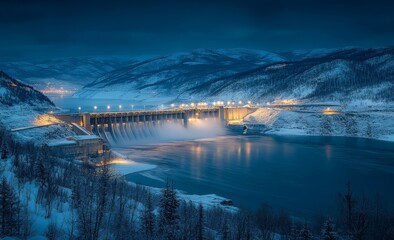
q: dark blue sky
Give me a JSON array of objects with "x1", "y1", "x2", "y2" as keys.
[{"x1": 1, "y1": 0, "x2": 394, "y2": 60}]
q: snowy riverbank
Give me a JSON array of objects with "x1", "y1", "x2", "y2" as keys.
[
  {"x1": 110, "y1": 150, "x2": 238, "y2": 212},
  {"x1": 241, "y1": 107, "x2": 394, "y2": 142}
]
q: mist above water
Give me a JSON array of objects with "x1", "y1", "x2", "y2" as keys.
[{"x1": 100, "y1": 119, "x2": 226, "y2": 146}]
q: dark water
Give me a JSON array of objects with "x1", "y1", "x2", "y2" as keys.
[{"x1": 120, "y1": 134, "x2": 394, "y2": 219}]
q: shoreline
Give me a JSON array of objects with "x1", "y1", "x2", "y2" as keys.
[
  {"x1": 229, "y1": 125, "x2": 394, "y2": 143},
  {"x1": 109, "y1": 150, "x2": 239, "y2": 212}
]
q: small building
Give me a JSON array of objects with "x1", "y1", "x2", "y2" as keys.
[{"x1": 45, "y1": 134, "x2": 105, "y2": 160}]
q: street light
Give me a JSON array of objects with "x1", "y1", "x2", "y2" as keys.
[
  {"x1": 171, "y1": 103, "x2": 175, "y2": 108},
  {"x1": 131, "y1": 104, "x2": 134, "y2": 111},
  {"x1": 238, "y1": 100, "x2": 242, "y2": 105},
  {"x1": 78, "y1": 106, "x2": 81, "y2": 113},
  {"x1": 93, "y1": 106, "x2": 97, "y2": 112},
  {"x1": 118, "y1": 105, "x2": 122, "y2": 112},
  {"x1": 107, "y1": 105, "x2": 111, "y2": 111},
  {"x1": 247, "y1": 100, "x2": 251, "y2": 105}
]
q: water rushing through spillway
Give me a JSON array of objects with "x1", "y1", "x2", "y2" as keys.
[{"x1": 96, "y1": 118, "x2": 226, "y2": 146}]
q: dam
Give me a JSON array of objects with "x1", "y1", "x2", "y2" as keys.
[{"x1": 56, "y1": 106, "x2": 257, "y2": 145}]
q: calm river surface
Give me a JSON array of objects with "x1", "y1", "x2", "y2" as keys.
[{"x1": 118, "y1": 134, "x2": 394, "y2": 219}]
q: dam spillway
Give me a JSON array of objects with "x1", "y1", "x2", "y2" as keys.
[{"x1": 56, "y1": 106, "x2": 257, "y2": 145}]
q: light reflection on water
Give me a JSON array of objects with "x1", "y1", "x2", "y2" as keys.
[{"x1": 119, "y1": 135, "x2": 394, "y2": 219}]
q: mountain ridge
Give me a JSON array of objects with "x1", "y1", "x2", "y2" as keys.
[
  {"x1": 0, "y1": 71, "x2": 54, "y2": 109},
  {"x1": 74, "y1": 47, "x2": 394, "y2": 104}
]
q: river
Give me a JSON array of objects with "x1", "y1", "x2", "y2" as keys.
[{"x1": 116, "y1": 134, "x2": 394, "y2": 219}]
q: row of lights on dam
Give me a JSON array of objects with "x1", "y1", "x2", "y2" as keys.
[
  {"x1": 76, "y1": 100, "x2": 255, "y2": 113},
  {"x1": 78, "y1": 104, "x2": 133, "y2": 113}
]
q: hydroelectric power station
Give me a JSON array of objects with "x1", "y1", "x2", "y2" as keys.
[{"x1": 56, "y1": 106, "x2": 257, "y2": 145}]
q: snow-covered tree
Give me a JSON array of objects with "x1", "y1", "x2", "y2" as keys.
[
  {"x1": 141, "y1": 191, "x2": 155, "y2": 240},
  {"x1": 321, "y1": 218, "x2": 337, "y2": 240},
  {"x1": 0, "y1": 177, "x2": 20, "y2": 236},
  {"x1": 299, "y1": 222, "x2": 312, "y2": 240},
  {"x1": 222, "y1": 218, "x2": 230, "y2": 240},
  {"x1": 158, "y1": 179, "x2": 179, "y2": 240},
  {"x1": 196, "y1": 203, "x2": 204, "y2": 240},
  {"x1": 1, "y1": 140, "x2": 7, "y2": 160}
]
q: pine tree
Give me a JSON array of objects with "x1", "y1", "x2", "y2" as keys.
[
  {"x1": 366, "y1": 121, "x2": 373, "y2": 138},
  {"x1": 321, "y1": 218, "x2": 336, "y2": 240},
  {"x1": 34, "y1": 156, "x2": 47, "y2": 189},
  {"x1": 290, "y1": 221, "x2": 298, "y2": 240},
  {"x1": 158, "y1": 179, "x2": 179, "y2": 240},
  {"x1": 141, "y1": 192, "x2": 155, "y2": 240},
  {"x1": 196, "y1": 203, "x2": 204, "y2": 240},
  {"x1": 222, "y1": 218, "x2": 230, "y2": 240},
  {"x1": 299, "y1": 222, "x2": 312, "y2": 240},
  {"x1": 0, "y1": 177, "x2": 20, "y2": 236},
  {"x1": 92, "y1": 158, "x2": 111, "y2": 240},
  {"x1": 1, "y1": 140, "x2": 7, "y2": 160}
]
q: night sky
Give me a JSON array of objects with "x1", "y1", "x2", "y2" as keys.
[{"x1": 1, "y1": 0, "x2": 394, "y2": 60}]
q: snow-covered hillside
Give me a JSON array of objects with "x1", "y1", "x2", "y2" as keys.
[
  {"x1": 184, "y1": 47, "x2": 394, "y2": 104},
  {"x1": 73, "y1": 47, "x2": 394, "y2": 105},
  {"x1": 73, "y1": 48, "x2": 287, "y2": 102},
  {"x1": 0, "y1": 71, "x2": 54, "y2": 108},
  {"x1": 0, "y1": 57, "x2": 134, "y2": 93},
  {"x1": 0, "y1": 71, "x2": 75, "y2": 144},
  {"x1": 243, "y1": 107, "x2": 394, "y2": 142}
]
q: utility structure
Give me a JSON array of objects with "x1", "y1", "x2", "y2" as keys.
[{"x1": 56, "y1": 106, "x2": 257, "y2": 135}]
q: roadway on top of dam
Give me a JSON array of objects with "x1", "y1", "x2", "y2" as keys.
[{"x1": 55, "y1": 106, "x2": 259, "y2": 133}]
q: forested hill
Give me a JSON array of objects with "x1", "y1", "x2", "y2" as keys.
[
  {"x1": 74, "y1": 47, "x2": 394, "y2": 104},
  {"x1": 184, "y1": 47, "x2": 394, "y2": 103},
  {"x1": 0, "y1": 71, "x2": 54, "y2": 108}
]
